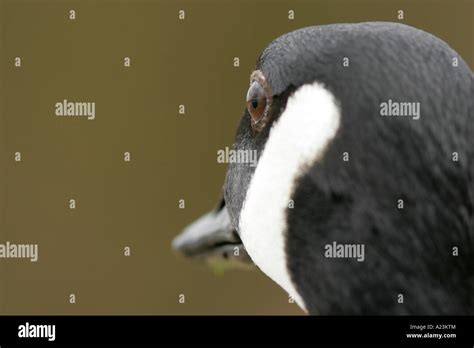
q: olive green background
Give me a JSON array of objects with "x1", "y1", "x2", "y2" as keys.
[{"x1": 0, "y1": 0, "x2": 472, "y2": 315}]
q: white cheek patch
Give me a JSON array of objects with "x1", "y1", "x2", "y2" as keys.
[{"x1": 239, "y1": 82, "x2": 341, "y2": 312}]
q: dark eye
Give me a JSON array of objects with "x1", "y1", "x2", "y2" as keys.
[{"x1": 246, "y1": 81, "x2": 267, "y2": 124}]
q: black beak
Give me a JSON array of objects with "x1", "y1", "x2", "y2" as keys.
[{"x1": 172, "y1": 198, "x2": 252, "y2": 265}]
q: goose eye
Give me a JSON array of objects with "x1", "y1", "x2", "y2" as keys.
[{"x1": 246, "y1": 81, "x2": 267, "y2": 124}]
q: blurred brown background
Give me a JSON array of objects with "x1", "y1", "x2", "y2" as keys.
[{"x1": 0, "y1": 0, "x2": 472, "y2": 314}]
